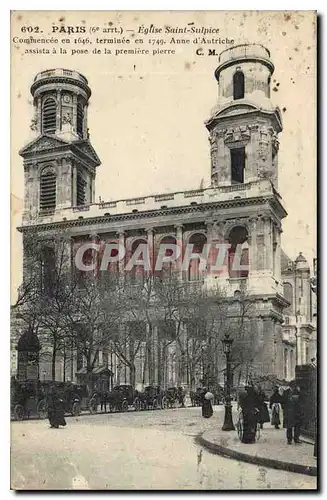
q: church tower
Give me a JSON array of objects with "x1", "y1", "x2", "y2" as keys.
[
  {"x1": 19, "y1": 69, "x2": 100, "y2": 220},
  {"x1": 206, "y1": 44, "x2": 281, "y2": 190},
  {"x1": 205, "y1": 45, "x2": 289, "y2": 378}
]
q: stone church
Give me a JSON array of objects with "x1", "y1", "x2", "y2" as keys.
[{"x1": 13, "y1": 44, "x2": 316, "y2": 388}]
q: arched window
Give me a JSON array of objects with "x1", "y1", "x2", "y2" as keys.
[
  {"x1": 40, "y1": 168, "x2": 56, "y2": 214},
  {"x1": 233, "y1": 70, "x2": 245, "y2": 100},
  {"x1": 42, "y1": 98, "x2": 57, "y2": 134},
  {"x1": 227, "y1": 226, "x2": 249, "y2": 278},
  {"x1": 156, "y1": 236, "x2": 177, "y2": 280},
  {"x1": 187, "y1": 233, "x2": 207, "y2": 281},
  {"x1": 77, "y1": 99, "x2": 84, "y2": 138},
  {"x1": 128, "y1": 239, "x2": 148, "y2": 283},
  {"x1": 283, "y1": 282, "x2": 293, "y2": 313}
]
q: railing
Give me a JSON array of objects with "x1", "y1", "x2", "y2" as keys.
[
  {"x1": 154, "y1": 194, "x2": 175, "y2": 202},
  {"x1": 34, "y1": 68, "x2": 88, "y2": 85},
  {"x1": 26, "y1": 179, "x2": 276, "y2": 224},
  {"x1": 126, "y1": 197, "x2": 146, "y2": 206},
  {"x1": 99, "y1": 201, "x2": 117, "y2": 209},
  {"x1": 218, "y1": 44, "x2": 271, "y2": 64},
  {"x1": 73, "y1": 205, "x2": 90, "y2": 212},
  {"x1": 184, "y1": 190, "x2": 204, "y2": 198}
]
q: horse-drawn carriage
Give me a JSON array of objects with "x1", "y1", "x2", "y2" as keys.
[
  {"x1": 134, "y1": 386, "x2": 163, "y2": 410},
  {"x1": 10, "y1": 379, "x2": 100, "y2": 420},
  {"x1": 106, "y1": 384, "x2": 136, "y2": 412},
  {"x1": 11, "y1": 380, "x2": 47, "y2": 421},
  {"x1": 161, "y1": 387, "x2": 182, "y2": 409},
  {"x1": 189, "y1": 387, "x2": 204, "y2": 407}
]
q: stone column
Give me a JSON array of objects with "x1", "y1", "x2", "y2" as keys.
[
  {"x1": 175, "y1": 224, "x2": 183, "y2": 279},
  {"x1": 83, "y1": 104, "x2": 88, "y2": 139},
  {"x1": 153, "y1": 325, "x2": 158, "y2": 384},
  {"x1": 263, "y1": 216, "x2": 272, "y2": 271},
  {"x1": 89, "y1": 232, "x2": 100, "y2": 277},
  {"x1": 274, "y1": 225, "x2": 282, "y2": 282},
  {"x1": 72, "y1": 163, "x2": 77, "y2": 206},
  {"x1": 36, "y1": 96, "x2": 42, "y2": 134},
  {"x1": 204, "y1": 221, "x2": 213, "y2": 282},
  {"x1": 91, "y1": 175, "x2": 95, "y2": 204},
  {"x1": 72, "y1": 94, "x2": 77, "y2": 133},
  {"x1": 56, "y1": 88, "x2": 62, "y2": 133},
  {"x1": 248, "y1": 217, "x2": 258, "y2": 273},
  {"x1": 262, "y1": 317, "x2": 275, "y2": 375},
  {"x1": 146, "y1": 228, "x2": 154, "y2": 275},
  {"x1": 117, "y1": 230, "x2": 125, "y2": 279}
]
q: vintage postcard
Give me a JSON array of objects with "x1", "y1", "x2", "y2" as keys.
[{"x1": 10, "y1": 10, "x2": 317, "y2": 491}]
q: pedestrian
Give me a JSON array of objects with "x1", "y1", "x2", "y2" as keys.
[
  {"x1": 238, "y1": 385, "x2": 260, "y2": 443},
  {"x1": 284, "y1": 381, "x2": 302, "y2": 444},
  {"x1": 201, "y1": 388, "x2": 213, "y2": 418},
  {"x1": 255, "y1": 385, "x2": 270, "y2": 430},
  {"x1": 100, "y1": 390, "x2": 108, "y2": 413},
  {"x1": 48, "y1": 386, "x2": 66, "y2": 429},
  {"x1": 269, "y1": 386, "x2": 283, "y2": 429},
  {"x1": 177, "y1": 386, "x2": 185, "y2": 408}
]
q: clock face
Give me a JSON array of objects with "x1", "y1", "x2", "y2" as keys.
[{"x1": 63, "y1": 94, "x2": 70, "y2": 103}]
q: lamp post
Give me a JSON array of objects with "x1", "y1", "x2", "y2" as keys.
[{"x1": 222, "y1": 333, "x2": 235, "y2": 431}]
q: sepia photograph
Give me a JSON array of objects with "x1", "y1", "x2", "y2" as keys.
[{"x1": 10, "y1": 10, "x2": 317, "y2": 491}]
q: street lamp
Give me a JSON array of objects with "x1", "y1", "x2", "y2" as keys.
[{"x1": 222, "y1": 333, "x2": 235, "y2": 431}]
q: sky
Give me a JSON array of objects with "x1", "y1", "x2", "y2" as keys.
[{"x1": 11, "y1": 10, "x2": 316, "y2": 299}]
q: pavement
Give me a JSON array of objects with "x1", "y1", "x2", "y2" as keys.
[
  {"x1": 197, "y1": 425, "x2": 317, "y2": 477},
  {"x1": 11, "y1": 405, "x2": 317, "y2": 490}
]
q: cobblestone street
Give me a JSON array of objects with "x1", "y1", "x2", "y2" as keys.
[{"x1": 11, "y1": 406, "x2": 317, "y2": 490}]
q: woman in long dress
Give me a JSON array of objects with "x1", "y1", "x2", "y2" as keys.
[
  {"x1": 201, "y1": 389, "x2": 213, "y2": 418},
  {"x1": 269, "y1": 386, "x2": 283, "y2": 429},
  {"x1": 239, "y1": 386, "x2": 259, "y2": 443},
  {"x1": 256, "y1": 386, "x2": 270, "y2": 430},
  {"x1": 48, "y1": 387, "x2": 66, "y2": 429}
]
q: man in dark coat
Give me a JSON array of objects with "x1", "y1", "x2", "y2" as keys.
[
  {"x1": 283, "y1": 382, "x2": 302, "y2": 444},
  {"x1": 238, "y1": 385, "x2": 260, "y2": 443},
  {"x1": 255, "y1": 386, "x2": 270, "y2": 430},
  {"x1": 48, "y1": 387, "x2": 66, "y2": 429}
]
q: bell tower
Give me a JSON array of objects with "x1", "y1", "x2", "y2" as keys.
[
  {"x1": 20, "y1": 69, "x2": 100, "y2": 220},
  {"x1": 204, "y1": 45, "x2": 289, "y2": 378},
  {"x1": 206, "y1": 44, "x2": 282, "y2": 190}
]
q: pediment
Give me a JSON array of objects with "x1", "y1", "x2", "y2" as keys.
[
  {"x1": 72, "y1": 140, "x2": 101, "y2": 167},
  {"x1": 19, "y1": 135, "x2": 69, "y2": 157}
]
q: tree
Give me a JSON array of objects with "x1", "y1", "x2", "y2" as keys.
[
  {"x1": 67, "y1": 271, "x2": 124, "y2": 388},
  {"x1": 226, "y1": 286, "x2": 260, "y2": 386}
]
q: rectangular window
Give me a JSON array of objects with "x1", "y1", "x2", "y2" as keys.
[{"x1": 231, "y1": 147, "x2": 245, "y2": 184}]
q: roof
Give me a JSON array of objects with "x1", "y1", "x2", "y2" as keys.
[
  {"x1": 281, "y1": 249, "x2": 294, "y2": 273},
  {"x1": 76, "y1": 365, "x2": 113, "y2": 376},
  {"x1": 295, "y1": 252, "x2": 308, "y2": 263},
  {"x1": 17, "y1": 329, "x2": 41, "y2": 352}
]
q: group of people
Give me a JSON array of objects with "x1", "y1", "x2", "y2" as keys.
[
  {"x1": 269, "y1": 382, "x2": 303, "y2": 444},
  {"x1": 199, "y1": 381, "x2": 303, "y2": 446}
]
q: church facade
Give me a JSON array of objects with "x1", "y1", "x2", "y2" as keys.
[{"x1": 14, "y1": 45, "x2": 316, "y2": 388}]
